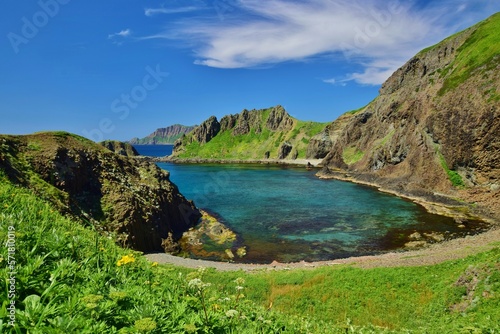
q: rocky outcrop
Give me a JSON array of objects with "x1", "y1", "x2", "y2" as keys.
[
  {"x1": 193, "y1": 116, "x2": 221, "y2": 144},
  {"x1": 306, "y1": 113, "x2": 354, "y2": 159},
  {"x1": 100, "y1": 140, "x2": 139, "y2": 157},
  {"x1": 129, "y1": 124, "x2": 195, "y2": 145},
  {"x1": 220, "y1": 114, "x2": 238, "y2": 132},
  {"x1": 266, "y1": 105, "x2": 294, "y2": 131},
  {"x1": 278, "y1": 141, "x2": 293, "y2": 159},
  {"x1": 0, "y1": 132, "x2": 201, "y2": 252},
  {"x1": 319, "y1": 13, "x2": 500, "y2": 219},
  {"x1": 232, "y1": 109, "x2": 262, "y2": 135}
]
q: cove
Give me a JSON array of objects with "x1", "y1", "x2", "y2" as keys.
[{"x1": 157, "y1": 162, "x2": 487, "y2": 264}]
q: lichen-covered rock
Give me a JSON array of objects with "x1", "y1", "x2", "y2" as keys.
[{"x1": 0, "y1": 132, "x2": 201, "y2": 252}]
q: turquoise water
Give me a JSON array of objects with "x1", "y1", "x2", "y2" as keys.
[{"x1": 158, "y1": 162, "x2": 486, "y2": 263}]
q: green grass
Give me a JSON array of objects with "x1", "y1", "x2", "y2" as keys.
[
  {"x1": 203, "y1": 253, "x2": 500, "y2": 332},
  {"x1": 342, "y1": 146, "x2": 364, "y2": 165},
  {"x1": 0, "y1": 175, "x2": 331, "y2": 333},
  {"x1": 1, "y1": 172, "x2": 500, "y2": 332},
  {"x1": 437, "y1": 13, "x2": 500, "y2": 95},
  {"x1": 436, "y1": 150, "x2": 466, "y2": 188}
]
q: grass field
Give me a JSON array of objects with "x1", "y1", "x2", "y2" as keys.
[{"x1": 1, "y1": 172, "x2": 499, "y2": 333}]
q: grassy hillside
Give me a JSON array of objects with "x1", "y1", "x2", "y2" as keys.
[
  {"x1": 436, "y1": 12, "x2": 500, "y2": 96},
  {"x1": 1, "y1": 173, "x2": 499, "y2": 332},
  {"x1": 175, "y1": 107, "x2": 328, "y2": 160}
]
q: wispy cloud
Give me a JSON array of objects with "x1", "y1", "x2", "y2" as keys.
[
  {"x1": 145, "y1": 6, "x2": 201, "y2": 16},
  {"x1": 108, "y1": 29, "x2": 131, "y2": 39},
  {"x1": 145, "y1": 0, "x2": 500, "y2": 85}
]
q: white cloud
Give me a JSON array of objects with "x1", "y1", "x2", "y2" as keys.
[
  {"x1": 145, "y1": 6, "x2": 201, "y2": 16},
  {"x1": 144, "y1": 0, "x2": 500, "y2": 85},
  {"x1": 108, "y1": 29, "x2": 131, "y2": 39}
]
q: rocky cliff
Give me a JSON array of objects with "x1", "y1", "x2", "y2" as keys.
[
  {"x1": 172, "y1": 105, "x2": 327, "y2": 160},
  {"x1": 0, "y1": 132, "x2": 201, "y2": 252},
  {"x1": 129, "y1": 124, "x2": 196, "y2": 145},
  {"x1": 100, "y1": 140, "x2": 139, "y2": 157},
  {"x1": 319, "y1": 13, "x2": 500, "y2": 219}
]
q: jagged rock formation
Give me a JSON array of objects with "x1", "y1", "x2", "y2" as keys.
[
  {"x1": 129, "y1": 124, "x2": 196, "y2": 145},
  {"x1": 319, "y1": 13, "x2": 500, "y2": 219},
  {"x1": 266, "y1": 106, "x2": 294, "y2": 131},
  {"x1": 193, "y1": 116, "x2": 221, "y2": 144},
  {"x1": 100, "y1": 140, "x2": 139, "y2": 157},
  {"x1": 172, "y1": 105, "x2": 327, "y2": 160},
  {"x1": 0, "y1": 132, "x2": 201, "y2": 252}
]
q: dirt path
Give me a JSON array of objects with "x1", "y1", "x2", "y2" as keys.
[{"x1": 145, "y1": 227, "x2": 500, "y2": 271}]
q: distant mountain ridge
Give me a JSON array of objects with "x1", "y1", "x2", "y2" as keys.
[{"x1": 129, "y1": 124, "x2": 196, "y2": 145}]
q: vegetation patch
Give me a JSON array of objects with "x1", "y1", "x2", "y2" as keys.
[
  {"x1": 436, "y1": 150, "x2": 466, "y2": 188},
  {"x1": 342, "y1": 146, "x2": 365, "y2": 165},
  {"x1": 438, "y1": 13, "x2": 500, "y2": 95}
]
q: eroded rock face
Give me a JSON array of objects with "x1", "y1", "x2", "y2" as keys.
[
  {"x1": 220, "y1": 114, "x2": 238, "y2": 132},
  {"x1": 278, "y1": 141, "x2": 293, "y2": 159},
  {"x1": 319, "y1": 17, "x2": 500, "y2": 218},
  {"x1": 193, "y1": 116, "x2": 221, "y2": 144},
  {"x1": 231, "y1": 109, "x2": 263, "y2": 135},
  {"x1": 306, "y1": 113, "x2": 354, "y2": 159},
  {"x1": 266, "y1": 105, "x2": 294, "y2": 131},
  {"x1": 0, "y1": 133, "x2": 201, "y2": 252}
]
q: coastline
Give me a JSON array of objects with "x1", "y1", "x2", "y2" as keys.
[
  {"x1": 316, "y1": 169, "x2": 500, "y2": 225},
  {"x1": 145, "y1": 225, "x2": 500, "y2": 271},
  {"x1": 144, "y1": 155, "x2": 324, "y2": 167},
  {"x1": 140, "y1": 156, "x2": 499, "y2": 271}
]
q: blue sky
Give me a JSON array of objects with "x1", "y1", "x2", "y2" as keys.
[{"x1": 1, "y1": 0, "x2": 499, "y2": 141}]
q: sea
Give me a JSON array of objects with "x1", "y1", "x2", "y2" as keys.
[
  {"x1": 133, "y1": 144, "x2": 173, "y2": 157},
  {"x1": 135, "y1": 145, "x2": 487, "y2": 264}
]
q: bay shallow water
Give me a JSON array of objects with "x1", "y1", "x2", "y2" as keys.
[{"x1": 156, "y1": 162, "x2": 487, "y2": 264}]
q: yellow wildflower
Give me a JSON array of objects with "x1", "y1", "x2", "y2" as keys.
[
  {"x1": 151, "y1": 262, "x2": 158, "y2": 267},
  {"x1": 134, "y1": 318, "x2": 156, "y2": 331},
  {"x1": 116, "y1": 254, "x2": 135, "y2": 266}
]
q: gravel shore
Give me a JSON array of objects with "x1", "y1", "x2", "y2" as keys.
[{"x1": 145, "y1": 226, "x2": 500, "y2": 271}]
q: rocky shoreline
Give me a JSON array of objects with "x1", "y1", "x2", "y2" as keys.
[
  {"x1": 142, "y1": 155, "x2": 324, "y2": 167},
  {"x1": 316, "y1": 168, "x2": 499, "y2": 225},
  {"x1": 145, "y1": 225, "x2": 500, "y2": 271}
]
